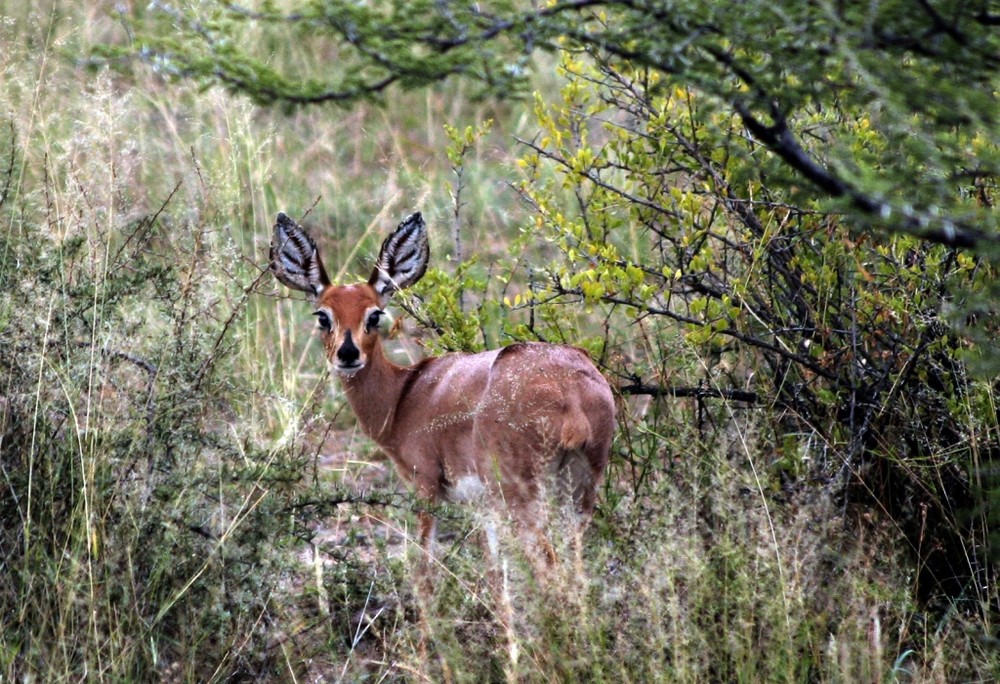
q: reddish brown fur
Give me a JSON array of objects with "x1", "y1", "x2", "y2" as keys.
[
  {"x1": 315, "y1": 282, "x2": 616, "y2": 541},
  {"x1": 272, "y1": 210, "x2": 615, "y2": 561}
]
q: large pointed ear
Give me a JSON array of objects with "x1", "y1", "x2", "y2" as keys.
[
  {"x1": 368, "y1": 211, "x2": 429, "y2": 303},
  {"x1": 269, "y1": 212, "x2": 331, "y2": 299}
]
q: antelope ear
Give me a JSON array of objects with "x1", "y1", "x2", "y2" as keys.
[
  {"x1": 368, "y1": 211, "x2": 429, "y2": 304},
  {"x1": 269, "y1": 212, "x2": 331, "y2": 299}
]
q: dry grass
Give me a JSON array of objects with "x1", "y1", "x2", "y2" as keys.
[{"x1": 0, "y1": 2, "x2": 997, "y2": 682}]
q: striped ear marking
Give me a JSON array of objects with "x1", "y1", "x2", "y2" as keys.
[
  {"x1": 368, "y1": 212, "x2": 429, "y2": 301},
  {"x1": 270, "y1": 212, "x2": 331, "y2": 298}
]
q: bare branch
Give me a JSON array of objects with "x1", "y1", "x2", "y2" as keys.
[{"x1": 620, "y1": 382, "x2": 759, "y2": 403}]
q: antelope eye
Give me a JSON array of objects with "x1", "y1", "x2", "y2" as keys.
[
  {"x1": 365, "y1": 309, "x2": 383, "y2": 332},
  {"x1": 313, "y1": 310, "x2": 333, "y2": 332}
]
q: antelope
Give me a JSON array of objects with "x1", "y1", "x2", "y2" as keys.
[{"x1": 269, "y1": 211, "x2": 615, "y2": 563}]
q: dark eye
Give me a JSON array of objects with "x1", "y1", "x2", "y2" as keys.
[
  {"x1": 365, "y1": 309, "x2": 383, "y2": 332},
  {"x1": 313, "y1": 310, "x2": 333, "y2": 332}
]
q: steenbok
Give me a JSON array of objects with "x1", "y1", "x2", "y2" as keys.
[{"x1": 269, "y1": 211, "x2": 615, "y2": 563}]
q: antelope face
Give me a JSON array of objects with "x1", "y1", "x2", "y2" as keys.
[
  {"x1": 270, "y1": 210, "x2": 427, "y2": 376},
  {"x1": 314, "y1": 284, "x2": 385, "y2": 376}
]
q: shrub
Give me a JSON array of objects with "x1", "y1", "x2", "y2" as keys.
[{"x1": 507, "y1": 51, "x2": 999, "y2": 604}]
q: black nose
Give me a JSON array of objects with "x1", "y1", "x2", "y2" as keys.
[{"x1": 337, "y1": 330, "x2": 360, "y2": 365}]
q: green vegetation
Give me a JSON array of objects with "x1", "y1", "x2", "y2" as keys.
[{"x1": 2, "y1": 1, "x2": 998, "y2": 681}]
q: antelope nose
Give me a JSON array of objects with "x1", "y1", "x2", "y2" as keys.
[{"x1": 337, "y1": 331, "x2": 360, "y2": 365}]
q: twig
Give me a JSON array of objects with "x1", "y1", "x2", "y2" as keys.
[
  {"x1": 0, "y1": 120, "x2": 14, "y2": 210},
  {"x1": 620, "y1": 381, "x2": 759, "y2": 403}
]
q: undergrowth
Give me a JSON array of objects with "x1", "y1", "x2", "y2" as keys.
[{"x1": 0, "y1": 2, "x2": 997, "y2": 682}]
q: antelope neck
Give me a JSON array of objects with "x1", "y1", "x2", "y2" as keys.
[{"x1": 338, "y1": 342, "x2": 411, "y2": 444}]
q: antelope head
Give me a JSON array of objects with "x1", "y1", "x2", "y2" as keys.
[{"x1": 269, "y1": 211, "x2": 429, "y2": 376}]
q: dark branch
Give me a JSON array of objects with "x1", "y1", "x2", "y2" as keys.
[
  {"x1": 620, "y1": 382, "x2": 759, "y2": 403},
  {"x1": 0, "y1": 120, "x2": 14, "y2": 210},
  {"x1": 211, "y1": 68, "x2": 399, "y2": 105},
  {"x1": 732, "y1": 100, "x2": 994, "y2": 249}
]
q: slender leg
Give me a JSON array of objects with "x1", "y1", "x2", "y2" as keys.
[
  {"x1": 418, "y1": 510, "x2": 437, "y2": 553},
  {"x1": 516, "y1": 503, "x2": 557, "y2": 573},
  {"x1": 416, "y1": 510, "x2": 437, "y2": 594},
  {"x1": 537, "y1": 532, "x2": 558, "y2": 568},
  {"x1": 413, "y1": 510, "x2": 442, "y2": 678},
  {"x1": 477, "y1": 515, "x2": 518, "y2": 677}
]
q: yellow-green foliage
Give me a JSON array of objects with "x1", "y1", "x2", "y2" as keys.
[{"x1": 514, "y1": 48, "x2": 998, "y2": 613}]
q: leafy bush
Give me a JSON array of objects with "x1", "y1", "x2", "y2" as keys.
[{"x1": 509, "y1": 51, "x2": 999, "y2": 604}]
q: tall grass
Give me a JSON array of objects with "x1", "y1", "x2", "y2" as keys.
[{"x1": 0, "y1": 2, "x2": 997, "y2": 682}]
